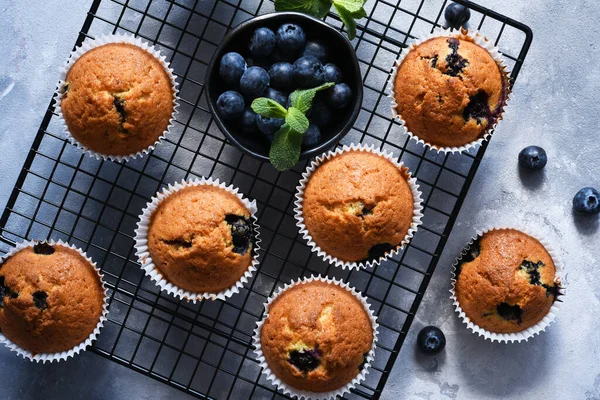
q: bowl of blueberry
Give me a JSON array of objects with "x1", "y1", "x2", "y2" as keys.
[{"x1": 205, "y1": 12, "x2": 363, "y2": 170}]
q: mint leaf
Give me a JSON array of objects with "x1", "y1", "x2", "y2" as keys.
[
  {"x1": 251, "y1": 98, "x2": 288, "y2": 118},
  {"x1": 269, "y1": 124, "x2": 303, "y2": 171},
  {"x1": 332, "y1": 0, "x2": 364, "y2": 14},
  {"x1": 334, "y1": 2, "x2": 358, "y2": 40},
  {"x1": 275, "y1": 0, "x2": 331, "y2": 18},
  {"x1": 351, "y1": 6, "x2": 367, "y2": 19},
  {"x1": 290, "y1": 82, "x2": 335, "y2": 113},
  {"x1": 286, "y1": 107, "x2": 310, "y2": 133}
]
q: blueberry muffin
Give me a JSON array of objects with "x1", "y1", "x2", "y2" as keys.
[
  {"x1": 0, "y1": 243, "x2": 105, "y2": 355},
  {"x1": 454, "y1": 229, "x2": 561, "y2": 333},
  {"x1": 393, "y1": 34, "x2": 509, "y2": 148},
  {"x1": 146, "y1": 185, "x2": 255, "y2": 294},
  {"x1": 301, "y1": 150, "x2": 417, "y2": 263},
  {"x1": 260, "y1": 280, "x2": 373, "y2": 393},
  {"x1": 60, "y1": 42, "x2": 175, "y2": 157}
]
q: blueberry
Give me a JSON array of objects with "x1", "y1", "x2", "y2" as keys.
[
  {"x1": 302, "y1": 124, "x2": 321, "y2": 148},
  {"x1": 294, "y1": 56, "x2": 325, "y2": 88},
  {"x1": 301, "y1": 40, "x2": 328, "y2": 63},
  {"x1": 216, "y1": 91, "x2": 245, "y2": 121},
  {"x1": 417, "y1": 326, "x2": 446, "y2": 355},
  {"x1": 276, "y1": 23, "x2": 306, "y2": 53},
  {"x1": 445, "y1": 3, "x2": 471, "y2": 29},
  {"x1": 239, "y1": 66, "x2": 270, "y2": 98},
  {"x1": 32, "y1": 291, "x2": 48, "y2": 310},
  {"x1": 249, "y1": 27, "x2": 276, "y2": 58},
  {"x1": 327, "y1": 83, "x2": 352, "y2": 109},
  {"x1": 225, "y1": 215, "x2": 253, "y2": 255},
  {"x1": 219, "y1": 52, "x2": 246, "y2": 86},
  {"x1": 322, "y1": 63, "x2": 342, "y2": 84},
  {"x1": 310, "y1": 97, "x2": 332, "y2": 127},
  {"x1": 519, "y1": 146, "x2": 547, "y2": 170},
  {"x1": 266, "y1": 87, "x2": 288, "y2": 108},
  {"x1": 242, "y1": 108, "x2": 258, "y2": 133},
  {"x1": 288, "y1": 346, "x2": 321, "y2": 372},
  {"x1": 573, "y1": 187, "x2": 600, "y2": 215},
  {"x1": 33, "y1": 243, "x2": 55, "y2": 255},
  {"x1": 246, "y1": 57, "x2": 270, "y2": 70},
  {"x1": 270, "y1": 48, "x2": 296, "y2": 64},
  {"x1": 269, "y1": 62, "x2": 295, "y2": 91},
  {"x1": 257, "y1": 115, "x2": 284, "y2": 140}
]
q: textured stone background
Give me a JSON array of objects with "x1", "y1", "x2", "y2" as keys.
[{"x1": 0, "y1": 0, "x2": 599, "y2": 399}]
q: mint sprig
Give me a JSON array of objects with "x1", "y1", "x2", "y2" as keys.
[
  {"x1": 274, "y1": 0, "x2": 367, "y2": 40},
  {"x1": 251, "y1": 82, "x2": 334, "y2": 171}
]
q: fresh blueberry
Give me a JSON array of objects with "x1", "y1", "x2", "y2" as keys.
[
  {"x1": 269, "y1": 62, "x2": 295, "y2": 91},
  {"x1": 239, "y1": 66, "x2": 270, "y2": 98},
  {"x1": 301, "y1": 40, "x2": 328, "y2": 63},
  {"x1": 573, "y1": 187, "x2": 600, "y2": 215},
  {"x1": 302, "y1": 124, "x2": 321, "y2": 148},
  {"x1": 519, "y1": 146, "x2": 548, "y2": 171},
  {"x1": 257, "y1": 115, "x2": 284, "y2": 140},
  {"x1": 294, "y1": 56, "x2": 325, "y2": 88},
  {"x1": 219, "y1": 52, "x2": 246, "y2": 86},
  {"x1": 276, "y1": 23, "x2": 306, "y2": 53},
  {"x1": 310, "y1": 96, "x2": 332, "y2": 127},
  {"x1": 266, "y1": 87, "x2": 288, "y2": 107},
  {"x1": 322, "y1": 63, "x2": 342, "y2": 84},
  {"x1": 417, "y1": 326, "x2": 446, "y2": 355},
  {"x1": 270, "y1": 48, "x2": 296, "y2": 64},
  {"x1": 445, "y1": 3, "x2": 471, "y2": 29},
  {"x1": 216, "y1": 91, "x2": 245, "y2": 121},
  {"x1": 249, "y1": 27, "x2": 276, "y2": 58},
  {"x1": 242, "y1": 107, "x2": 258, "y2": 133},
  {"x1": 327, "y1": 83, "x2": 352, "y2": 109}
]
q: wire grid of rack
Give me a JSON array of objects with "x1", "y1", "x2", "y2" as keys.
[{"x1": 0, "y1": 0, "x2": 531, "y2": 398}]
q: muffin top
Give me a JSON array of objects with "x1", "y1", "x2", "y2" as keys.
[
  {"x1": 393, "y1": 35, "x2": 508, "y2": 148},
  {"x1": 260, "y1": 281, "x2": 373, "y2": 393},
  {"x1": 61, "y1": 42, "x2": 174, "y2": 156},
  {"x1": 0, "y1": 243, "x2": 105, "y2": 355},
  {"x1": 454, "y1": 229, "x2": 560, "y2": 333},
  {"x1": 147, "y1": 185, "x2": 255, "y2": 294},
  {"x1": 302, "y1": 151, "x2": 415, "y2": 262}
]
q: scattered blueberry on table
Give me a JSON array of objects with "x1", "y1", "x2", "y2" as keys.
[
  {"x1": 417, "y1": 326, "x2": 446, "y2": 355},
  {"x1": 445, "y1": 3, "x2": 471, "y2": 29},
  {"x1": 573, "y1": 187, "x2": 600, "y2": 215},
  {"x1": 519, "y1": 145, "x2": 548, "y2": 170}
]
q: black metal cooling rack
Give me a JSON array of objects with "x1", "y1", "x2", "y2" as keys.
[{"x1": 0, "y1": 0, "x2": 531, "y2": 398}]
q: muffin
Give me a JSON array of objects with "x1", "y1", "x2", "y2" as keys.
[
  {"x1": 454, "y1": 229, "x2": 562, "y2": 334},
  {"x1": 258, "y1": 279, "x2": 375, "y2": 394},
  {"x1": 392, "y1": 31, "x2": 509, "y2": 149},
  {"x1": 297, "y1": 147, "x2": 421, "y2": 265},
  {"x1": 0, "y1": 242, "x2": 105, "y2": 356},
  {"x1": 59, "y1": 37, "x2": 176, "y2": 158},
  {"x1": 140, "y1": 181, "x2": 257, "y2": 297}
]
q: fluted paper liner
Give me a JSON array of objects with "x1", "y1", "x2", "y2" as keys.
[
  {"x1": 388, "y1": 27, "x2": 512, "y2": 153},
  {"x1": 253, "y1": 275, "x2": 379, "y2": 400},
  {"x1": 134, "y1": 177, "x2": 261, "y2": 302},
  {"x1": 0, "y1": 239, "x2": 109, "y2": 363},
  {"x1": 450, "y1": 226, "x2": 565, "y2": 343},
  {"x1": 294, "y1": 143, "x2": 424, "y2": 270},
  {"x1": 54, "y1": 33, "x2": 180, "y2": 162}
]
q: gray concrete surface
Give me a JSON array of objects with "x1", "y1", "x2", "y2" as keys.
[{"x1": 1, "y1": 0, "x2": 599, "y2": 399}]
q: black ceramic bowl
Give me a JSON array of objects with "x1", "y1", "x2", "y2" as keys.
[{"x1": 205, "y1": 12, "x2": 363, "y2": 162}]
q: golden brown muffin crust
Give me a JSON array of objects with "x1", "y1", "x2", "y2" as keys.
[
  {"x1": 455, "y1": 229, "x2": 559, "y2": 333},
  {"x1": 302, "y1": 151, "x2": 415, "y2": 262},
  {"x1": 394, "y1": 35, "x2": 508, "y2": 147},
  {"x1": 147, "y1": 185, "x2": 254, "y2": 293},
  {"x1": 0, "y1": 244, "x2": 104, "y2": 354},
  {"x1": 61, "y1": 43, "x2": 174, "y2": 156},
  {"x1": 260, "y1": 281, "x2": 373, "y2": 393}
]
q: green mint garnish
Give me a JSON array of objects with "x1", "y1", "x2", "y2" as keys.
[
  {"x1": 275, "y1": 0, "x2": 367, "y2": 40},
  {"x1": 252, "y1": 83, "x2": 335, "y2": 171}
]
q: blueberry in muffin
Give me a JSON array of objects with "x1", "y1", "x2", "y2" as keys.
[
  {"x1": 259, "y1": 280, "x2": 374, "y2": 393},
  {"x1": 454, "y1": 229, "x2": 562, "y2": 333}
]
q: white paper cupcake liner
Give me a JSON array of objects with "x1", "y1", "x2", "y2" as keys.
[
  {"x1": 294, "y1": 143, "x2": 424, "y2": 270},
  {"x1": 0, "y1": 239, "x2": 109, "y2": 363},
  {"x1": 450, "y1": 226, "x2": 565, "y2": 343},
  {"x1": 54, "y1": 33, "x2": 180, "y2": 162},
  {"x1": 387, "y1": 27, "x2": 512, "y2": 153},
  {"x1": 253, "y1": 275, "x2": 379, "y2": 400},
  {"x1": 134, "y1": 177, "x2": 261, "y2": 302}
]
